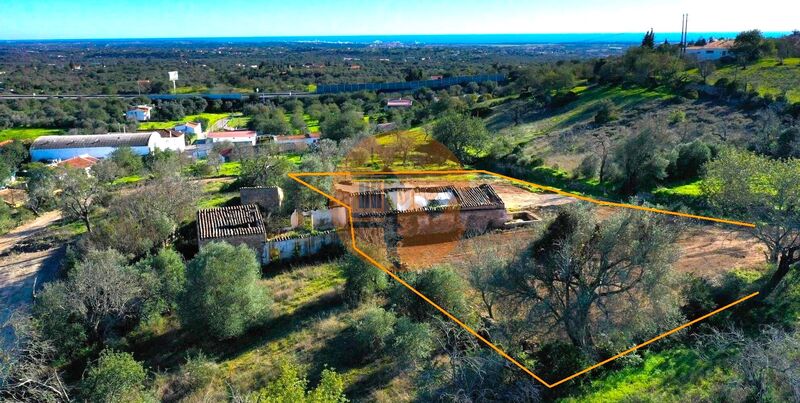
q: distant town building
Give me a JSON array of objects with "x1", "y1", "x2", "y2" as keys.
[
  {"x1": 174, "y1": 121, "x2": 202, "y2": 136},
  {"x1": 30, "y1": 131, "x2": 184, "y2": 162},
  {"x1": 386, "y1": 98, "x2": 413, "y2": 108},
  {"x1": 686, "y1": 39, "x2": 735, "y2": 61},
  {"x1": 125, "y1": 105, "x2": 153, "y2": 121},
  {"x1": 207, "y1": 130, "x2": 257, "y2": 145}
]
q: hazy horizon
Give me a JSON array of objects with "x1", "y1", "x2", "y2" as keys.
[
  {"x1": 1, "y1": 0, "x2": 797, "y2": 41},
  {"x1": 1, "y1": 32, "x2": 792, "y2": 45}
]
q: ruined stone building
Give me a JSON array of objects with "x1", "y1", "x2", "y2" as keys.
[
  {"x1": 338, "y1": 183, "x2": 509, "y2": 248},
  {"x1": 197, "y1": 204, "x2": 267, "y2": 251},
  {"x1": 240, "y1": 186, "x2": 284, "y2": 213}
]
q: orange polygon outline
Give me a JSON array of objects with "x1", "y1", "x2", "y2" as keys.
[{"x1": 287, "y1": 169, "x2": 759, "y2": 388}]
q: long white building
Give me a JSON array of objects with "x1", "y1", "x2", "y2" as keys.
[{"x1": 30, "y1": 131, "x2": 185, "y2": 162}]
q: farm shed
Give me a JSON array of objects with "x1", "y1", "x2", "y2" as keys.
[
  {"x1": 30, "y1": 131, "x2": 186, "y2": 162},
  {"x1": 31, "y1": 132, "x2": 156, "y2": 162},
  {"x1": 197, "y1": 204, "x2": 267, "y2": 251}
]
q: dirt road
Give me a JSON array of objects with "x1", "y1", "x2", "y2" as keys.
[{"x1": 0, "y1": 211, "x2": 65, "y2": 337}]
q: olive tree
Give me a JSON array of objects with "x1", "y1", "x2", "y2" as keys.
[
  {"x1": 431, "y1": 113, "x2": 489, "y2": 163},
  {"x1": 58, "y1": 166, "x2": 104, "y2": 233},
  {"x1": 493, "y1": 204, "x2": 679, "y2": 354},
  {"x1": 179, "y1": 242, "x2": 271, "y2": 339},
  {"x1": 702, "y1": 148, "x2": 800, "y2": 302}
]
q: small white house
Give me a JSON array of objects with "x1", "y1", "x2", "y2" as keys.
[
  {"x1": 686, "y1": 40, "x2": 735, "y2": 61},
  {"x1": 153, "y1": 129, "x2": 187, "y2": 152},
  {"x1": 30, "y1": 131, "x2": 183, "y2": 162},
  {"x1": 125, "y1": 105, "x2": 153, "y2": 121},
  {"x1": 207, "y1": 130, "x2": 257, "y2": 145},
  {"x1": 174, "y1": 121, "x2": 203, "y2": 136}
]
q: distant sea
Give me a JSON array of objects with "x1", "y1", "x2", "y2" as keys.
[{"x1": 3, "y1": 32, "x2": 791, "y2": 45}]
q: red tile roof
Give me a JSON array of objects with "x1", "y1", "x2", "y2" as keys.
[
  {"x1": 57, "y1": 155, "x2": 100, "y2": 170},
  {"x1": 274, "y1": 133, "x2": 321, "y2": 141},
  {"x1": 207, "y1": 130, "x2": 257, "y2": 139}
]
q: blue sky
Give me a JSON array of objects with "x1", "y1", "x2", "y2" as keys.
[{"x1": 0, "y1": 0, "x2": 796, "y2": 40}]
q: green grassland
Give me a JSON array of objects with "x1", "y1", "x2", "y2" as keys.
[
  {"x1": 138, "y1": 113, "x2": 230, "y2": 130},
  {"x1": 561, "y1": 349, "x2": 729, "y2": 402},
  {"x1": 493, "y1": 84, "x2": 674, "y2": 146},
  {"x1": 0, "y1": 128, "x2": 64, "y2": 142},
  {"x1": 709, "y1": 58, "x2": 800, "y2": 103},
  {"x1": 228, "y1": 116, "x2": 251, "y2": 129}
]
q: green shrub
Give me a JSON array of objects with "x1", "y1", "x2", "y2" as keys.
[
  {"x1": 255, "y1": 360, "x2": 347, "y2": 403},
  {"x1": 342, "y1": 252, "x2": 388, "y2": 304},
  {"x1": 180, "y1": 352, "x2": 218, "y2": 391},
  {"x1": 667, "y1": 140, "x2": 713, "y2": 181},
  {"x1": 668, "y1": 110, "x2": 687, "y2": 124},
  {"x1": 576, "y1": 154, "x2": 599, "y2": 179},
  {"x1": 593, "y1": 99, "x2": 618, "y2": 124},
  {"x1": 680, "y1": 275, "x2": 717, "y2": 319},
  {"x1": 350, "y1": 306, "x2": 396, "y2": 358},
  {"x1": 535, "y1": 341, "x2": 589, "y2": 384},
  {"x1": 396, "y1": 265, "x2": 471, "y2": 322},
  {"x1": 391, "y1": 317, "x2": 435, "y2": 368},
  {"x1": 81, "y1": 350, "x2": 147, "y2": 403}
]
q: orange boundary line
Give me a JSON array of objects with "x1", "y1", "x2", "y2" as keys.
[{"x1": 287, "y1": 170, "x2": 758, "y2": 387}]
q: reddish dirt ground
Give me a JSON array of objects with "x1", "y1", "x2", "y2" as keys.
[{"x1": 392, "y1": 203, "x2": 764, "y2": 279}]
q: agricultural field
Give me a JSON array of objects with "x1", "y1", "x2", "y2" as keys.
[
  {"x1": 138, "y1": 112, "x2": 230, "y2": 130},
  {"x1": 0, "y1": 127, "x2": 64, "y2": 142}
]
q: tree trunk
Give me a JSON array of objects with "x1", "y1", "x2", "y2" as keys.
[
  {"x1": 755, "y1": 253, "x2": 796, "y2": 302},
  {"x1": 82, "y1": 214, "x2": 92, "y2": 234}
]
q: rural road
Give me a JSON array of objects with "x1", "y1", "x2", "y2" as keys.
[{"x1": 0, "y1": 211, "x2": 65, "y2": 343}]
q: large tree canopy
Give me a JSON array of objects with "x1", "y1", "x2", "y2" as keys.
[
  {"x1": 702, "y1": 148, "x2": 800, "y2": 301},
  {"x1": 179, "y1": 242, "x2": 271, "y2": 339},
  {"x1": 431, "y1": 113, "x2": 489, "y2": 163},
  {"x1": 492, "y1": 204, "x2": 679, "y2": 354}
]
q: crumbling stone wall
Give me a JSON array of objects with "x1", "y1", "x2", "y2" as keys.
[{"x1": 240, "y1": 186, "x2": 284, "y2": 213}]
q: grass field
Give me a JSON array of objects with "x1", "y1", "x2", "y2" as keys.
[
  {"x1": 0, "y1": 128, "x2": 64, "y2": 142},
  {"x1": 561, "y1": 349, "x2": 727, "y2": 402},
  {"x1": 494, "y1": 84, "x2": 675, "y2": 145},
  {"x1": 138, "y1": 113, "x2": 230, "y2": 131},
  {"x1": 709, "y1": 58, "x2": 800, "y2": 103},
  {"x1": 228, "y1": 116, "x2": 250, "y2": 129}
]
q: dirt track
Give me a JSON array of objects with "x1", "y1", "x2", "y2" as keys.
[{"x1": 0, "y1": 211, "x2": 65, "y2": 343}]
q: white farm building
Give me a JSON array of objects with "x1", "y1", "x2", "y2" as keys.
[
  {"x1": 30, "y1": 131, "x2": 185, "y2": 162},
  {"x1": 125, "y1": 105, "x2": 153, "y2": 121}
]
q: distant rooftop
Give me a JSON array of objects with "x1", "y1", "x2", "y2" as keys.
[
  {"x1": 56, "y1": 154, "x2": 100, "y2": 169},
  {"x1": 207, "y1": 130, "x2": 257, "y2": 139},
  {"x1": 31, "y1": 132, "x2": 157, "y2": 150}
]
